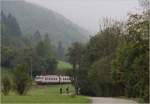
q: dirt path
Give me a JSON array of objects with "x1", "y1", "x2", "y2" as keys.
[{"x1": 90, "y1": 97, "x2": 138, "y2": 104}]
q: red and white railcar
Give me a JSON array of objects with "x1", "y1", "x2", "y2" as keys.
[{"x1": 35, "y1": 75, "x2": 71, "y2": 84}]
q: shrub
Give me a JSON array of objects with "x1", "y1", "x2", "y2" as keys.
[
  {"x1": 13, "y1": 64, "x2": 32, "y2": 95},
  {"x1": 2, "y1": 76, "x2": 11, "y2": 95}
]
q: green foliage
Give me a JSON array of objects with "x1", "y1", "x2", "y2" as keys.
[
  {"x1": 77, "y1": 25, "x2": 121, "y2": 96},
  {"x1": 88, "y1": 56, "x2": 113, "y2": 96},
  {"x1": 67, "y1": 42, "x2": 84, "y2": 66},
  {"x1": 36, "y1": 34, "x2": 52, "y2": 58},
  {"x1": 35, "y1": 35, "x2": 58, "y2": 74},
  {"x1": 2, "y1": 76, "x2": 11, "y2": 96},
  {"x1": 112, "y1": 40, "x2": 149, "y2": 100},
  {"x1": 1, "y1": 11, "x2": 26, "y2": 49},
  {"x1": 13, "y1": 64, "x2": 32, "y2": 95},
  {"x1": 31, "y1": 30, "x2": 42, "y2": 46},
  {"x1": 1, "y1": 1, "x2": 149, "y2": 103},
  {"x1": 112, "y1": 11, "x2": 149, "y2": 102},
  {"x1": 1, "y1": 12, "x2": 58, "y2": 75},
  {"x1": 1, "y1": 47, "x2": 15, "y2": 68},
  {"x1": 67, "y1": 42, "x2": 85, "y2": 94},
  {"x1": 44, "y1": 58, "x2": 58, "y2": 74},
  {"x1": 71, "y1": 10, "x2": 149, "y2": 103},
  {"x1": 57, "y1": 41, "x2": 65, "y2": 60}
]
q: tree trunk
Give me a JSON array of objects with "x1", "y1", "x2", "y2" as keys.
[{"x1": 73, "y1": 64, "x2": 78, "y2": 95}]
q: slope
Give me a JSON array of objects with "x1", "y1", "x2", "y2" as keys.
[{"x1": 1, "y1": 0, "x2": 89, "y2": 47}]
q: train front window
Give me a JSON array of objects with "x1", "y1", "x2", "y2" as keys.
[{"x1": 36, "y1": 76, "x2": 42, "y2": 80}]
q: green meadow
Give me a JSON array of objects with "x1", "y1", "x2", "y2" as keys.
[
  {"x1": 57, "y1": 61, "x2": 73, "y2": 70},
  {"x1": 1, "y1": 84, "x2": 90, "y2": 104}
]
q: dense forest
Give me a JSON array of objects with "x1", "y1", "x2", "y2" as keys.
[{"x1": 67, "y1": 2, "x2": 149, "y2": 102}]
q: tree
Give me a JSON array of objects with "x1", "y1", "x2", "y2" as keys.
[
  {"x1": 35, "y1": 34, "x2": 57, "y2": 74},
  {"x1": 88, "y1": 56, "x2": 113, "y2": 96},
  {"x1": 138, "y1": 0, "x2": 150, "y2": 11},
  {"x1": 6, "y1": 13, "x2": 22, "y2": 36},
  {"x1": 57, "y1": 41, "x2": 65, "y2": 60},
  {"x1": 1, "y1": 11, "x2": 7, "y2": 26},
  {"x1": 112, "y1": 11, "x2": 149, "y2": 102},
  {"x1": 67, "y1": 42, "x2": 84, "y2": 95},
  {"x1": 13, "y1": 47, "x2": 37, "y2": 78},
  {"x1": 1, "y1": 47, "x2": 16, "y2": 68},
  {"x1": 36, "y1": 34, "x2": 52, "y2": 58},
  {"x1": 77, "y1": 23, "x2": 121, "y2": 96},
  {"x1": 32, "y1": 30, "x2": 42, "y2": 46},
  {"x1": 2, "y1": 76, "x2": 11, "y2": 96},
  {"x1": 13, "y1": 64, "x2": 32, "y2": 95},
  {"x1": 44, "y1": 58, "x2": 58, "y2": 74},
  {"x1": 1, "y1": 12, "x2": 24, "y2": 48},
  {"x1": 1, "y1": 11, "x2": 57, "y2": 76}
]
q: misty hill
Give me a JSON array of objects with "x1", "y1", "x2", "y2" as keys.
[{"x1": 1, "y1": 0, "x2": 89, "y2": 47}]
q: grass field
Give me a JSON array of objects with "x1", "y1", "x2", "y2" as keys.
[
  {"x1": 1, "y1": 84, "x2": 90, "y2": 104},
  {"x1": 57, "y1": 61, "x2": 72, "y2": 70}
]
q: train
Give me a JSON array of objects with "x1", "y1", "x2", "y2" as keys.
[{"x1": 35, "y1": 75, "x2": 71, "y2": 84}]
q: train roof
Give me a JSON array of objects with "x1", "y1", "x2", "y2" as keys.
[{"x1": 35, "y1": 75, "x2": 70, "y2": 77}]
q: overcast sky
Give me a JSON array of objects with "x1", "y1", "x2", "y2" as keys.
[{"x1": 25, "y1": 0, "x2": 140, "y2": 33}]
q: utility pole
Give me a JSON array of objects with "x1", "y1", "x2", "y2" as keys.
[{"x1": 30, "y1": 57, "x2": 33, "y2": 79}]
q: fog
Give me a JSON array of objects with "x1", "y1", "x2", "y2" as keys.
[{"x1": 25, "y1": 0, "x2": 139, "y2": 33}]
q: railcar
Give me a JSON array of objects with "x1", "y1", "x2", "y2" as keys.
[{"x1": 35, "y1": 75, "x2": 71, "y2": 84}]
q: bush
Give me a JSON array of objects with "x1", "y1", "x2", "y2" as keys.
[
  {"x1": 2, "y1": 76, "x2": 11, "y2": 95},
  {"x1": 13, "y1": 64, "x2": 32, "y2": 95}
]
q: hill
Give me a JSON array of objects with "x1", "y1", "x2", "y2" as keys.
[{"x1": 1, "y1": 0, "x2": 89, "y2": 48}]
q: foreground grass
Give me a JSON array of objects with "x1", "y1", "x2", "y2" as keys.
[{"x1": 1, "y1": 84, "x2": 90, "y2": 104}]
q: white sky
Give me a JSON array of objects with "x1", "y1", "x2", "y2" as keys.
[{"x1": 25, "y1": 0, "x2": 140, "y2": 33}]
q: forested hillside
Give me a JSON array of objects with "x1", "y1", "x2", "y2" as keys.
[
  {"x1": 1, "y1": 0, "x2": 89, "y2": 48},
  {"x1": 1, "y1": 11, "x2": 58, "y2": 76}
]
